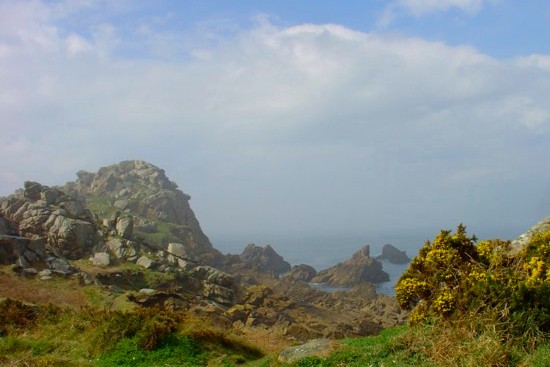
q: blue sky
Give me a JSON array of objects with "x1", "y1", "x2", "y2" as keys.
[{"x1": 1, "y1": 0, "x2": 550, "y2": 247}]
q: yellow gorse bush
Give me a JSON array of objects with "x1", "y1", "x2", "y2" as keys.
[{"x1": 396, "y1": 224, "x2": 550, "y2": 335}]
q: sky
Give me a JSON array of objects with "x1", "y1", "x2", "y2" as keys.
[{"x1": 2, "y1": 0, "x2": 550, "y2": 248}]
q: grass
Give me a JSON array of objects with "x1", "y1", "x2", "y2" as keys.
[
  {"x1": 0, "y1": 297, "x2": 265, "y2": 367},
  {"x1": 1, "y1": 294, "x2": 548, "y2": 366},
  {"x1": 285, "y1": 323, "x2": 549, "y2": 367}
]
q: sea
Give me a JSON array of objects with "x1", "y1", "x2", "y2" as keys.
[
  {"x1": 210, "y1": 231, "x2": 435, "y2": 296},
  {"x1": 211, "y1": 226, "x2": 525, "y2": 296}
]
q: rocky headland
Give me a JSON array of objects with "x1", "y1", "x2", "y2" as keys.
[{"x1": 0, "y1": 160, "x2": 405, "y2": 346}]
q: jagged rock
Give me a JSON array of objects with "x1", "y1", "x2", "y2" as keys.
[
  {"x1": 42, "y1": 215, "x2": 95, "y2": 258},
  {"x1": 0, "y1": 182, "x2": 96, "y2": 259},
  {"x1": 286, "y1": 264, "x2": 317, "y2": 282},
  {"x1": 278, "y1": 339, "x2": 338, "y2": 363},
  {"x1": 47, "y1": 257, "x2": 73, "y2": 275},
  {"x1": 203, "y1": 283, "x2": 234, "y2": 306},
  {"x1": 311, "y1": 245, "x2": 389, "y2": 286},
  {"x1": 177, "y1": 259, "x2": 194, "y2": 271},
  {"x1": 167, "y1": 242, "x2": 187, "y2": 258},
  {"x1": 239, "y1": 244, "x2": 291, "y2": 274},
  {"x1": 137, "y1": 256, "x2": 154, "y2": 269},
  {"x1": 106, "y1": 237, "x2": 136, "y2": 259},
  {"x1": 92, "y1": 252, "x2": 110, "y2": 266},
  {"x1": 115, "y1": 215, "x2": 133, "y2": 239},
  {"x1": 66, "y1": 160, "x2": 223, "y2": 266},
  {"x1": 190, "y1": 266, "x2": 234, "y2": 288},
  {"x1": 244, "y1": 285, "x2": 273, "y2": 306},
  {"x1": 510, "y1": 215, "x2": 550, "y2": 254},
  {"x1": 376, "y1": 244, "x2": 410, "y2": 264}
]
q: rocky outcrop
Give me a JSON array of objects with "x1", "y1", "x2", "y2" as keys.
[
  {"x1": 376, "y1": 244, "x2": 410, "y2": 264},
  {"x1": 286, "y1": 264, "x2": 317, "y2": 282},
  {"x1": 311, "y1": 245, "x2": 389, "y2": 286},
  {"x1": 0, "y1": 181, "x2": 96, "y2": 260},
  {"x1": 239, "y1": 244, "x2": 291, "y2": 275},
  {"x1": 64, "y1": 160, "x2": 223, "y2": 265},
  {"x1": 510, "y1": 216, "x2": 550, "y2": 255}
]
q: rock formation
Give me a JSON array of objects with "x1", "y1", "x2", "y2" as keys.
[
  {"x1": 286, "y1": 264, "x2": 317, "y2": 282},
  {"x1": 238, "y1": 244, "x2": 291, "y2": 275},
  {"x1": 376, "y1": 244, "x2": 410, "y2": 264},
  {"x1": 311, "y1": 245, "x2": 389, "y2": 286},
  {"x1": 0, "y1": 160, "x2": 406, "y2": 344},
  {"x1": 65, "y1": 160, "x2": 223, "y2": 266},
  {"x1": 0, "y1": 181, "x2": 96, "y2": 260}
]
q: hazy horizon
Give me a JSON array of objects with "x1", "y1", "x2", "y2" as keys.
[{"x1": 2, "y1": 1, "x2": 550, "y2": 244}]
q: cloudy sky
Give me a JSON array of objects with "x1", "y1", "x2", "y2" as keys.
[{"x1": 2, "y1": 0, "x2": 550, "y2": 246}]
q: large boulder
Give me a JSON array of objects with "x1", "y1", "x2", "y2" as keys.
[
  {"x1": 376, "y1": 244, "x2": 410, "y2": 264},
  {"x1": 311, "y1": 245, "x2": 389, "y2": 286},
  {"x1": 115, "y1": 215, "x2": 134, "y2": 239},
  {"x1": 239, "y1": 244, "x2": 291, "y2": 275}
]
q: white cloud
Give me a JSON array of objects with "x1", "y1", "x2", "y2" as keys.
[
  {"x1": 65, "y1": 34, "x2": 92, "y2": 57},
  {"x1": 1, "y1": 2, "x2": 549, "y2": 235}
]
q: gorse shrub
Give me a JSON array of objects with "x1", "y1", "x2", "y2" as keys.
[{"x1": 396, "y1": 224, "x2": 550, "y2": 343}]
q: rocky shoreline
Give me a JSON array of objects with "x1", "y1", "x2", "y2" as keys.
[{"x1": 0, "y1": 160, "x2": 407, "y2": 343}]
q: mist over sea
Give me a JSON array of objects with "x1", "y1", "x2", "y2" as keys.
[{"x1": 211, "y1": 227, "x2": 524, "y2": 296}]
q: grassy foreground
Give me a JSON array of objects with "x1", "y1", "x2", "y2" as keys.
[{"x1": 1, "y1": 296, "x2": 547, "y2": 367}]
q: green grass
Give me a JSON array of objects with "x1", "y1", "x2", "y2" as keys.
[
  {"x1": 97, "y1": 334, "x2": 206, "y2": 367},
  {"x1": 292, "y1": 325, "x2": 433, "y2": 367},
  {"x1": 134, "y1": 221, "x2": 189, "y2": 248},
  {"x1": 288, "y1": 324, "x2": 549, "y2": 367},
  {"x1": 0, "y1": 298, "x2": 264, "y2": 366}
]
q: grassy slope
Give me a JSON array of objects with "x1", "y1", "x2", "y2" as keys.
[{"x1": 1, "y1": 261, "x2": 548, "y2": 366}]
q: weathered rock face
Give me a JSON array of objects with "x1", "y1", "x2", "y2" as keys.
[
  {"x1": 64, "y1": 160, "x2": 222, "y2": 265},
  {"x1": 0, "y1": 181, "x2": 97, "y2": 259},
  {"x1": 510, "y1": 216, "x2": 550, "y2": 254},
  {"x1": 311, "y1": 245, "x2": 389, "y2": 286},
  {"x1": 376, "y1": 244, "x2": 410, "y2": 264},
  {"x1": 239, "y1": 244, "x2": 291, "y2": 275}
]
